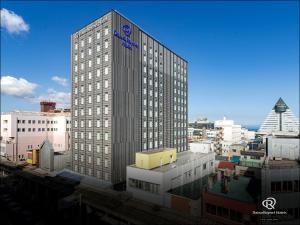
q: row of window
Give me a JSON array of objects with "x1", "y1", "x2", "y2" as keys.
[
  {"x1": 74, "y1": 94, "x2": 109, "y2": 106},
  {"x1": 17, "y1": 127, "x2": 60, "y2": 132},
  {"x1": 74, "y1": 129, "x2": 109, "y2": 139},
  {"x1": 206, "y1": 203, "x2": 250, "y2": 223},
  {"x1": 74, "y1": 143, "x2": 109, "y2": 153},
  {"x1": 128, "y1": 178, "x2": 160, "y2": 194},
  {"x1": 74, "y1": 75, "x2": 109, "y2": 94},
  {"x1": 74, "y1": 154, "x2": 109, "y2": 166},
  {"x1": 142, "y1": 140, "x2": 187, "y2": 150},
  {"x1": 74, "y1": 106, "x2": 108, "y2": 118},
  {"x1": 16, "y1": 120, "x2": 66, "y2": 124},
  {"x1": 74, "y1": 41, "x2": 109, "y2": 61},
  {"x1": 271, "y1": 180, "x2": 300, "y2": 193},
  {"x1": 73, "y1": 164, "x2": 110, "y2": 181},
  {"x1": 142, "y1": 43, "x2": 187, "y2": 72},
  {"x1": 74, "y1": 27, "x2": 109, "y2": 50}
]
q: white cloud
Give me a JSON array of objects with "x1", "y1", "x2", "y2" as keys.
[
  {"x1": 0, "y1": 8, "x2": 29, "y2": 34},
  {"x1": 1, "y1": 75, "x2": 38, "y2": 97},
  {"x1": 1, "y1": 75, "x2": 70, "y2": 109},
  {"x1": 36, "y1": 89, "x2": 71, "y2": 108},
  {"x1": 51, "y1": 76, "x2": 68, "y2": 86}
]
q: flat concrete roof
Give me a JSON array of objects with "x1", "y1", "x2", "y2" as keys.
[
  {"x1": 266, "y1": 159, "x2": 300, "y2": 169},
  {"x1": 137, "y1": 148, "x2": 175, "y2": 155},
  {"x1": 208, "y1": 176, "x2": 256, "y2": 203},
  {"x1": 129, "y1": 151, "x2": 213, "y2": 173}
]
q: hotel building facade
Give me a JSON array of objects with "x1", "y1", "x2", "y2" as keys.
[{"x1": 71, "y1": 10, "x2": 188, "y2": 183}]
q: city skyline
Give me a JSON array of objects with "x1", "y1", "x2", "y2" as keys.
[{"x1": 1, "y1": 1, "x2": 299, "y2": 126}]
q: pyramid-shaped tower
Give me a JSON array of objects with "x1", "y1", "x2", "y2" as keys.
[{"x1": 259, "y1": 98, "x2": 299, "y2": 133}]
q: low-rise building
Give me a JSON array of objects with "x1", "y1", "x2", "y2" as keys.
[
  {"x1": 203, "y1": 175, "x2": 259, "y2": 225},
  {"x1": 235, "y1": 150, "x2": 265, "y2": 178},
  {"x1": 126, "y1": 148, "x2": 215, "y2": 206},
  {"x1": 0, "y1": 107, "x2": 71, "y2": 161},
  {"x1": 241, "y1": 128, "x2": 255, "y2": 141},
  {"x1": 190, "y1": 141, "x2": 214, "y2": 153}
]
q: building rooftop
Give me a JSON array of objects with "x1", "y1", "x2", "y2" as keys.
[
  {"x1": 273, "y1": 97, "x2": 289, "y2": 111},
  {"x1": 218, "y1": 161, "x2": 235, "y2": 170},
  {"x1": 1, "y1": 111, "x2": 70, "y2": 117},
  {"x1": 266, "y1": 159, "x2": 300, "y2": 169},
  {"x1": 208, "y1": 176, "x2": 257, "y2": 203},
  {"x1": 129, "y1": 151, "x2": 213, "y2": 173},
  {"x1": 137, "y1": 148, "x2": 175, "y2": 155},
  {"x1": 240, "y1": 150, "x2": 265, "y2": 157}
]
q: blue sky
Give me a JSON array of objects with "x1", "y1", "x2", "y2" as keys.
[{"x1": 1, "y1": 1, "x2": 299, "y2": 126}]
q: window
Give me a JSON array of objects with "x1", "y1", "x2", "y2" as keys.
[
  {"x1": 104, "y1": 80, "x2": 108, "y2": 88},
  {"x1": 104, "y1": 133, "x2": 108, "y2": 141},
  {"x1": 88, "y1": 60, "x2": 92, "y2": 67},
  {"x1": 104, "y1": 93, "x2": 108, "y2": 101},
  {"x1": 97, "y1": 56, "x2": 100, "y2": 65},
  {"x1": 97, "y1": 69, "x2": 100, "y2": 77},
  {"x1": 104, "y1": 146, "x2": 108, "y2": 154},
  {"x1": 97, "y1": 158, "x2": 100, "y2": 165},
  {"x1": 104, "y1": 53, "x2": 108, "y2": 61},
  {"x1": 88, "y1": 48, "x2": 92, "y2": 55},
  {"x1": 88, "y1": 36, "x2": 92, "y2": 43},
  {"x1": 97, "y1": 132, "x2": 100, "y2": 140},
  {"x1": 104, "y1": 67, "x2": 108, "y2": 75},
  {"x1": 105, "y1": 119, "x2": 108, "y2": 127},
  {"x1": 97, "y1": 120, "x2": 100, "y2": 127},
  {"x1": 104, "y1": 27, "x2": 109, "y2": 35},
  {"x1": 104, "y1": 40, "x2": 109, "y2": 48},
  {"x1": 104, "y1": 106, "x2": 108, "y2": 114},
  {"x1": 81, "y1": 40, "x2": 84, "y2": 47},
  {"x1": 97, "y1": 44, "x2": 100, "y2": 52},
  {"x1": 104, "y1": 160, "x2": 108, "y2": 167}
]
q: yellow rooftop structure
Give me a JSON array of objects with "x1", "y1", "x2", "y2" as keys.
[{"x1": 135, "y1": 148, "x2": 177, "y2": 170}]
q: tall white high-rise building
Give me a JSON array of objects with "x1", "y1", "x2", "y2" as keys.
[{"x1": 259, "y1": 98, "x2": 299, "y2": 134}]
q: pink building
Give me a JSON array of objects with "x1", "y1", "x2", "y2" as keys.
[{"x1": 1, "y1": 110, "x2": 71, "y2": 161}]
